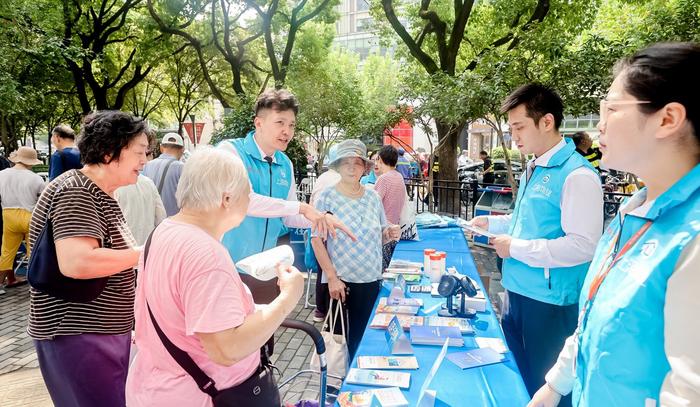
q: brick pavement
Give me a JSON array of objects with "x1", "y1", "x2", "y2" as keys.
[{"x1": 0, "y1": 242, "x2": 501, "y2": 406}]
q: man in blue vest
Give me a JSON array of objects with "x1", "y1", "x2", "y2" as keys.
[
  {"x1": 470, "y1": 84, "x2": 603, "y2": 406},
  {"x1": 218, "y1": 89, "x2": 355, "y2": 264}
]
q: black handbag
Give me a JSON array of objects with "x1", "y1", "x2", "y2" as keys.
[
  {"x1": 143, "y1": 231, "x2": 281, "y2": 407},
  {"x1": 27, "y1": 182, "x2": 109, "y2": 303}
]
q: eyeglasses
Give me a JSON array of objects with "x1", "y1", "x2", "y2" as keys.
[{"x1": 599, "y1": 99, "x2": 651, "y2": 123}]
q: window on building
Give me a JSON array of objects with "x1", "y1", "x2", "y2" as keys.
[
  {"x1": 356, "y1": 0, "x2": 369, "y2": 11},
  {"x1": 356, "y1": 17, "x2": 373, "y2": 32}
]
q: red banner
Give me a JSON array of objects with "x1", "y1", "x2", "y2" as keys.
[{"x1": 183, "y1": 122, "x2": 205, "y2": 144}]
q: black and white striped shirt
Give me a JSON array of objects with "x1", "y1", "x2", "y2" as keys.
[{"x1": 28, "y1": 170, "x2": 136, "y2": 340}]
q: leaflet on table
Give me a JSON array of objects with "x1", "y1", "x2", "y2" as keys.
[
  {"x1": 382, "y1": 272, "x2": 422, "y2": 283},
  {"x1": 376, "y1": 303, "x2": 421, "y2": 315},
  {"x1": 388, "y1": 260, "x2": 423, "y2": 269},
  {"x1": 475, "y1": 337, "x2": 508, "y2": 354},
  {"x1": 424, "y1": 316, "x2": 474, "y2": 334},
  {"x1": 357, "y1": 356, "x2": 419, "y2": 370},
  {"x1": 380, "y1": 297, "x2": 423, "y2": 307},
  {"x1": 446, "y1": 347, "x2": 506, "y2": 370},
  {"x1": 345, "y1": 368, "x2": 411, "y2": 389},
  {"x1": 385, "y1": 315, "x2": 414, "y2": 355},
  {"x1": 385, "y1": 267, "x2": 422, "y2": 275},
  {"x1": 337, "y1": 387, "x2": 409, "y2": 407},
  {"x1": 410, "y1": 325, "x2": 464, "y2": 347},
  {"x1": 370, "y1": 314, "x2": 424, "y2": 330}
]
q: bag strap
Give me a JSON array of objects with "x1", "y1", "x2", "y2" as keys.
[
  {"x1": 143, "y1": 231, "x2": 219, "y2": 398},
  {"x1": 157, "y1": 159, "x2": 177, "y2": 194},
  {"x1": 325, "y1": 298, "x2": 347, "y2": 337}
]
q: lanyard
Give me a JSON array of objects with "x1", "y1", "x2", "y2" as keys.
[{"x1": 573, "y1": 220, "x2": 652, "y2": 374}]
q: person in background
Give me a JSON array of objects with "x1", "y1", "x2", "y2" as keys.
[
  {"x1": 360, "y1": 151, "x2": 378, "y2": 186},
  {"x1": 217, "y1": 89, "x2": 354, "y2": 265},
  {"x1": 395, "y1": 148, "x2": 412, "y2": 181},
  {"x1": 374, "y1": 145, "x2": 407, "y2": 269},
  {"x1": 309, "y1": 144, "x2": 341, "y2": 322},
  {"x1": 529, "y1": 42, "x2": 700, "y2": 407},
  {"x1": 115, "y1": 146, "x2": 166, "y2": 246},
  {"x1": 29, "y1": 111, "x2": 149, "y2": 407},
  {"x1": 143, "y1": 133, "x2": 186, "y2": 217},
  {"x1": 470, "y1": 84, "x2": 603, "y2": 406},
  {"x1": 458, "y1": 150, "x2": 473, "y2": 167},
  {"x1": 49, "y1": 124, "x2": 83, "y2": 181},
  {"x1": 480, "y1": 150, "x2": 495, "y2": 184},
  {"x1": 570, "y1": 131, "x2": 602, "y2": 171},
  {"x1": 311, "y1": 139, "x2": 401, "y2": 359},
  {"x1": 0, "y1": 147, "x2": 45, "y2": 292},
  {"x1": 127, "y1": 148, "x2": 304, "y2": 406}
]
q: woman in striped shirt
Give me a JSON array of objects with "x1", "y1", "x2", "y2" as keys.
[{"x1": 29, "y1": 111, "x2": 151, "y2": 407}]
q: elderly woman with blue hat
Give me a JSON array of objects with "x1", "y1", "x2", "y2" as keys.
[{"x1": 311, "y1": 139, "x2": 400, "y2": 358}]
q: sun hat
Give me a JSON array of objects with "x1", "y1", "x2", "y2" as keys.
[
  {"x1": 329, "y1": 139, "x2": 370, "y2": 169},
  {"x1": 9, "y1": 146, "x2": 42, "y2": 166}
]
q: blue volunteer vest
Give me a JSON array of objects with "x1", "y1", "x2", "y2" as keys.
[
  {"x1": 573, "y1": 163, "x2": 700, "y2": 406},
  {"x1": 220, "y1": 131, "x2": 294, "y2": 263},
  {"x1": 503, "y1": 138, "x2": 596, "y2": 305}
]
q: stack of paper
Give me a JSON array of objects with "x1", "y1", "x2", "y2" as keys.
[
  {"x1": 381, "y1": 297, "x2": 423, "y2": 307},
  {"x1": 337, "y1": 387, "x2": 409, "y2": 407},
  {"x1": 345, "y1": 368, "x2": 411, "y2": 389},
  {"x1": 383, "y1": 272, "x2": 422, "y2": 283},
  {"x1": 446, "y1": 348, "x2": 506, "y2": 369},
  {"x1": 357, "y1": 356, "x2": 419, "y2": 370},
  {"x1": 424, "y1": 316, "x2": 474, "y2": 334},
  {"x1": 409, "y1": 326, "x2": 464, "y2": 347}
]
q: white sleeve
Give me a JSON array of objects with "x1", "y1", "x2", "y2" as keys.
[
  {"x1": 545, "y1": 334, "x2": 577, "y2": 396},
  {"x1": 509, "y1": 168, "x2": 603, "y2": 268},
  {"x1": 660, "y1": 235, "x2": 700, "y2": 406},
  {"x1": 218, "y1": 140, "x2": 305, "y2": 220},
  {"x1": 486, "y1": 214, "x2": 512, "y2": 235}
]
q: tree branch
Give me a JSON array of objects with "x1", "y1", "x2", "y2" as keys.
[{"x1": 382, "y1": 0, "x2": 439, "y2": 74}]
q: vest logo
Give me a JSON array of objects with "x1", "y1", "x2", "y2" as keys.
[
  {"x1": 641, "y1": 239, "x2": 658, "y2": 257},
  {"x1": 276, "y1": 178, "x2": 289, "y2": 187},
  {"x1": 542, "y1": 174, "x2": 551, "y2": 183},
  {"x1": 532, "y1": 183, "x2": 553, "y2": 198}
]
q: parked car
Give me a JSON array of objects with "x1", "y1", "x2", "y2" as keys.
[{"x1": 458, "y1": 160, "x2": 523, "y2": 185}]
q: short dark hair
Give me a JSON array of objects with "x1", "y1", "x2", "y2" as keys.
[
  {"x1": 52, "y1": 124, "x2": 76, "y2": 140},
  {"x1": 378, "y1": 145, "x2": 398, "y2": 167},
  {"x1": 255, "y1": 89, "x2": 299, "y2": 116},
  {"x1": 78, "y1": 111, "x2": 151, "y2": 165},
  {"x1": 570, "y1": 131, "x2": 589, "y2": 148},
  {"x1": 500, "y1": 83, "x2": 564, "y2": 130},
  {"x1": 479, "y1": 150, "x2": 488, "y2": 156},
  {"x1": 614, "y1": 42, "x2": 699, "y2": 144}
]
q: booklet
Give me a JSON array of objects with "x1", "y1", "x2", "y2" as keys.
[
  {"x1": 345, "y1": 368, "x2": 411, "y2": 389},
  {"x1": 376, "y1": 304, "x2": 421, "y2": 315},
  {"x1": 385, "y1": 267, "x2": 422, "y2": 275},
  {"x1": 337, "y1": 387, "x2": 409, "y2": 407},
  {"x1": 409, "y1": 325, "x2": 464, "y2": 347},
  {"x1": 446, "y1": 347, "x2": 506, "y2": 370},
  {"x1": 357, "y1": 356, "x2": 419, "y2": 370},
  {"x1": 423, "y1": 316, "x2": 474, "y2": 334},
  {"x1": 380, "y1": 297, "x2": 423, "y2": 307},
  {"x1": 370, "y1": 314, "x2": 424, "y2": 330},
  {"x1": 383, "y1": 273, "x2": 422, "y2": 283}
]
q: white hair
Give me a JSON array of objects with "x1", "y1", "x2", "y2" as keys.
[{"x1": 176, "y1": 146, "x2": 250, "y2": 211}]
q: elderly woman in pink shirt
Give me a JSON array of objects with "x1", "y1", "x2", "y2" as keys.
[
  {"x1": 126, "y1": 147, "x2": 304, "y2": 407},
  {"x1": 374, "y1": 145, "x2": 407, "y2": 269}
]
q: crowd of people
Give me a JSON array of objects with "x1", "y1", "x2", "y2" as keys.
[{"x1": 0, "y1": 41, "x2": 696, "y2": 407}]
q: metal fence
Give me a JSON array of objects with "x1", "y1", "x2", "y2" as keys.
[{"x1": 296, "y1": 174, "x2": 630, "y2": 222}]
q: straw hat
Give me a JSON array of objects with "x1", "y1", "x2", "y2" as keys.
[
  {"x1": 328, "y1": 139, "x2": 371, "y2": 169},
  {"x1": 9, "y1": 146, "x2": 42, "y2": 166}
]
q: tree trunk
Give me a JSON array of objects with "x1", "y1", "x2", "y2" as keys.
[{"x1": 435, "y1": 120, "x2": 462, "y2": 214}]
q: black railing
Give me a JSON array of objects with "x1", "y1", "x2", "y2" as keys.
[{"x1": 295, "y1": 173, "x2": 631, "y2": 221}]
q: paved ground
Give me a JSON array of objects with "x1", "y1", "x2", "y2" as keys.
[{"x1": 0, "y1": 241, "x2": 501, "y2": 406}]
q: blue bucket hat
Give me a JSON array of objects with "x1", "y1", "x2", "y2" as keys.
[{"x1": 329, "y1": 139, "x2": 370, "y2": 169}]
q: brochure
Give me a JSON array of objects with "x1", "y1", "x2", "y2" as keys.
[
  {"x1": 409, "y1": 325, "x2": 464, "y2": 347},
  {"x1": 376, "y1": 304, "x2": 421, "y2": 315},
  {"x1": 345, "y1": 368, "x2": 411, "y2": 389},
  {"x1": 357, "y1": 356, "x2": 419, "y2": 370},
  {"x1": 381, "y1": 297, "x2": 423, "y2": 307},
  {"x1": 385, "y1": 315, "x2": 414, "y2": 355},
  {"x1": 462, "y1": 223, "x2": 497, "y2": 239},
  {"x1": 337, "y1": 387, "x2": 409, "y2": 407},
  {"x1": 446, "y1": 347, "x2": 506, "y2": 370},
  {"x1": 475, "y1": 337, "x2": 508, "y2": 354},
  {"x1": 370, "y1": 314, "x2": 424, "y2": 330},
  {"x1": 383, "y1": 273, "x2": 422, "y2": 283},
  {"x1": 424, "y1": 316, "x2": 474, "y2": 334},
  {"x1": 385, "y1": 267, "x2": 422, "y2": 275}
]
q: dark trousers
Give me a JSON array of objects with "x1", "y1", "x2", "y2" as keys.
[
  {"x1": 315, "y1": 267, "x2": 329, "y2": 315},
  {"x1": 331, "y1": 280, "x2": 381, "y2": 360},
  {"x1": 35, "y1": 332, "x2": 131, "y2": 407},
  {"x1": 502, "y1": 290, "x2": 577, "y2": 406}
]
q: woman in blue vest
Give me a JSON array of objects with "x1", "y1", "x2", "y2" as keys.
[{"x1": 529, "y1": 42, "x2": 700, "y2": 407}]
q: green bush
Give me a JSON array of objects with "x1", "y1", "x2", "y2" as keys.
[{"x1": 491, "y1": 147, "x2": 521, "y2": 161}]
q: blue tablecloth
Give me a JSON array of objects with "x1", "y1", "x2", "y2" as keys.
[{"x1": 338, "y1": 227, "x2": 530, "y2": 406}]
